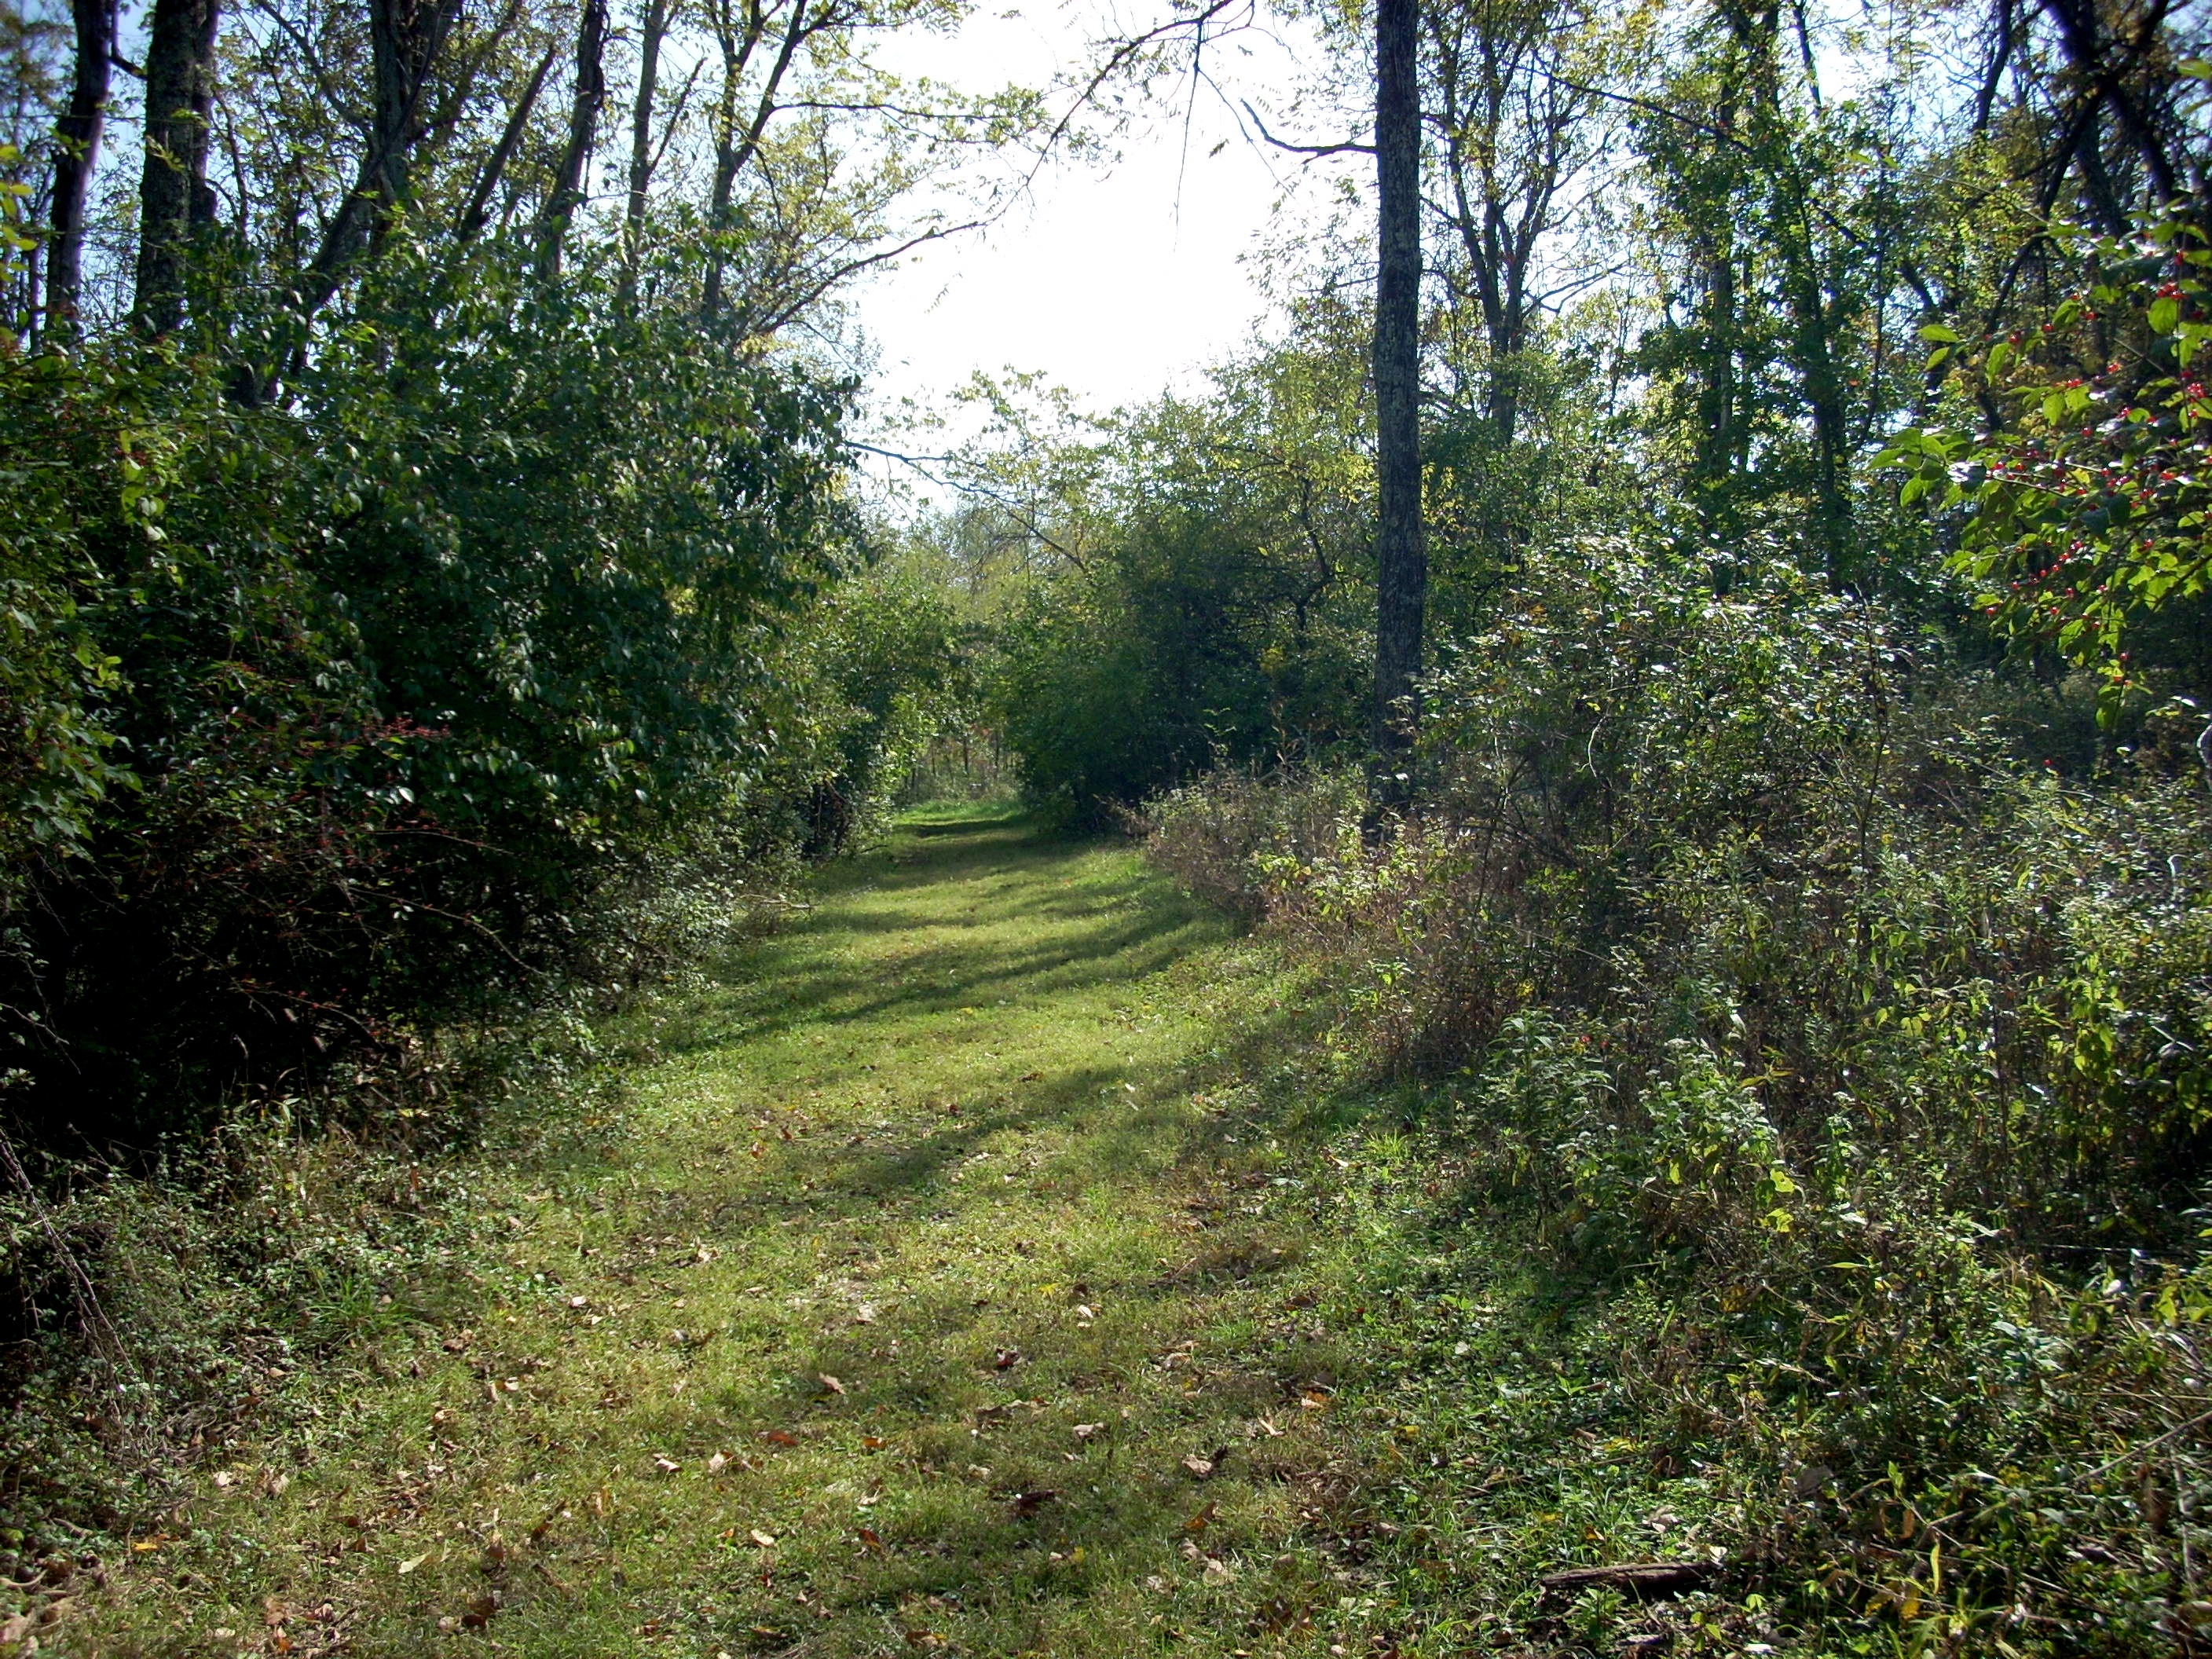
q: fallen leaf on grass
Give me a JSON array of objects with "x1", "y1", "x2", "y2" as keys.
[
  {"x1": 1185, "y1": 1502, "x2": 1218, "y2": 1533},
  {"x1": 749, "y1": 1529, "x2": 778, "y2": 1549},
  {"x1": 760, "y1": 1430, "x2": 800, "y2": 1447},
  {"x1": 818, "y1": 1372, "x2": 847, "y2": 1395},
  {"x1": 993, "y1": 1348, "x2": 1023, "y2": 1371},
  {"x1": 1182, "y1": 1448, "x2": 1229, "y2": 1480},
  {"x1": 397, "y1": 1552, "x2": 430, "y2": 1575},
  {"x1": 1298, "y1": 1390, "x2": 1331, "y2": 1412},
  {"x1": 653, "y1": 1455, "x2": 681, "y2": 1474},
  {"x1": 904, "y1": 1630, "x2": 947, "y2": 1648},
  {"x1": 706, "y1": 1451, "x2": 729, "y2": 1474},
  {"x1": 1071, "y1": 1423, "x2": 1103, "y2": 1441},
  {"x1": 1009, "y1": 1489, "x2": 1060, "y2": 1517},
  {"x1": 460, "y1": 1593, "x2": 500, "y2": 1630},
  {"x1": 862, "y1": 1435, "x2": 888, "y2": 1450},
  {"x1": 858, "y1": 1527, "x2": 889, "y2": 1556}
]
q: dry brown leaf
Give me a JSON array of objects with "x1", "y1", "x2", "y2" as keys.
[
  {"x1": 749, "y1": 1529, "x2": 778, "y2": 1549},
  {"x1": 760, "y1": 1430, "x2": 800, "y2": 1447},
  {"x1": 858, "y1": 1527, "x2": 889, "y2": 1556},
  {"x1": 1009, "y1": 1489, "x2": 1060, "y2": 1517},
  {"x1": 653, "y1": 1455, "x2": 681, "y2": 1474},
  {"x1": 818, "y1": 1372, "x2": 847, "y2": 1395},
  {"x1": 1185, "y1": 1501, "x2": 1218, "y2": 1533},
  {"x1": 706, "y1": 1451, "x2": 729, "y2": 1474}
]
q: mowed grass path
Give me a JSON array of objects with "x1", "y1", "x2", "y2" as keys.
[{"x1": 93, "y1": 807, "x2": 1370, "y2": 1657}]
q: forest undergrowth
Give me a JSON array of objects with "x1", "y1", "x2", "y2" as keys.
[{"x1": 16, "y1": 794, "x2": 2201, "y2": 1657}]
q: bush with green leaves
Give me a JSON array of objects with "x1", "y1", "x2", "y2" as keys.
[
  {"x1": 0, "y1": 232, "x2": 866, "y2": 1148},
  {"x1": 987, "y1": 399, "x2": 1370, "y2": 821},
  {"x1": 1144, "y1": 532, "x2": 2212, "y2": 1648}
]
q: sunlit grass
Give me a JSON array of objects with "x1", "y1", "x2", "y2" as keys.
[{"x1": 89, "y1": 808, "x2": 1370, "y2": 1658}]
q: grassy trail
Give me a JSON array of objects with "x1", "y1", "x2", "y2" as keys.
[{"x1": 94, "y1": 807, "x2": 1372, "y2": 1657}]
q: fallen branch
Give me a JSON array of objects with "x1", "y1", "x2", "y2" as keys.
[{"x1": 1538, "y1": 1561, "x2": 1716, "y2": 1599}]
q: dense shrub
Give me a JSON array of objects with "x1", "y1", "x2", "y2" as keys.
[
  {"x1": 1167, "y1": 540, "x2": 2212, "y2": 1245},
  {"x1": 0, "y1": 235, "x2": 907, "y2": 1152},
  {"x1": 1143, "y1": 535, "x2": 2212, "y2": 1645}
]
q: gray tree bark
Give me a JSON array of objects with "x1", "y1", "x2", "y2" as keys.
[
  {"x1": 621, "y1": 0, "x2": 669, "y2": 298},
  {"x1": 45, "y1": 0, "x2": 111, "y2": 336},
  {"x1": 1372, "y1": 0, "x2": 1426, "y2": 810},
  {"x1": 134, "y1": 0, "x2": 219, "y2": 333},
  {"x1": 540, "y1": 0, "x2": 610, "y2": 278}
]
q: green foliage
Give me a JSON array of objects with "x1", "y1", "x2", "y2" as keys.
[
  {"x1": 986, "y1": 368, "x2": 1371, "y2": 819},
  {"x1": 1142, "y1": 528, "x2": 2212, "y2": 1648},
  {"x1": 0, "y1": 231, "x2": 870, "y2": 1144},
  {"x1": 1882, "y1": 205, "x2": 2212, "y2": 716}
]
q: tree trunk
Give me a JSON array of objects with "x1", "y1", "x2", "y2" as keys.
[
  {"x1": 298, "y1": 0, "x2": 461, "y2": 315},
  {"x1": 621, "y1": 0, "x2": 668, "y2": 301},
  {"x1": 458, "y1": 42, "x2": 558, "y2": 243},
  {"x1": 701, "y1": 101, "x2": 738, "y2": 317},
  {"x1": 1372, "y1": 0, "x2": 1425, "y2": 811},
  {"x1": 45, "y1": 0, "x2": 111, "y2": 338},
  {"x1": 371, "y1": 0, "x2": 461, "y2": 214},
  {"x1": 134, "y1": 0, "x2": 220, "y2": 333},
  {"x1": 539, "y1": 0, "x2": 610, "y2": 279}
]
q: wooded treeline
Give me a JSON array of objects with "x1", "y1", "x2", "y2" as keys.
[
  {"x1": 5, "y1": 0, "x2": 2212, "y2": 1638},
  {"x1": 0, "y1": 0, "x2": 1030, "y2": 1150},
  {"x1": 892, "y1": 0, "x2": 2212, "y2": 1645}
]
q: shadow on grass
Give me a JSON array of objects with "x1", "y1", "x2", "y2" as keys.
[{"x1": 659, "y1": 813, "x2": 1227, "y2": 1058}]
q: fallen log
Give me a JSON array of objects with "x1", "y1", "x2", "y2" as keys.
[{"x1": 1538, "y1": 1561, "x2": 1716, "y2": 1599}]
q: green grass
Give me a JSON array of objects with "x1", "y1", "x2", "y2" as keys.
[{"x1": 78, "y1": 808, "x2": 1390, "y2": 1658}]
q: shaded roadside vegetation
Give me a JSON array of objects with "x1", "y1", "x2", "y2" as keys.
[
  {"x1": 882, "y1": 2, "x2": 2212, "y2": 1652},
  {"x1": 1137, "y1": 553, "x2": 2212, "y2": 1650},
  {"x1": 0, "y1": 0, "x2": 1005, "y2": 1555}
]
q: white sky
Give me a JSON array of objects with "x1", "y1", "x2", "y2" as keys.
[{"x1": 846, "y1": 3, "x2": 1333, "y2": 444}]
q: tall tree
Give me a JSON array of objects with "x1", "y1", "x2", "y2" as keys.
[
  {"x1": 1423, "y1": 0, "x2": 1603, "y2": 449},
  {"x1": 43, "y1": 0, "x2": 107, "y2": 335},
  {"x1": 298, "y1": 0, "x2": 463, "y2": 316},
  {"x1": 540, "y1": 0, "x2": 609, "y2": 277},
  {"x1": 621, "y1": 0, "x2": 669, "y2": 299},
  {"x1": 1372, "y1": 0, "x2": 1425, "y2": 807},
  {"x1": 134, "y1": 0, "x2": 219, "y2": 332}
]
